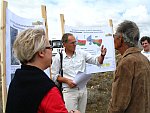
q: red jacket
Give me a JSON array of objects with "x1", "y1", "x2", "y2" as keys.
[{"x1": 38, "y1": 87, "x2": 68, "y2": 113}]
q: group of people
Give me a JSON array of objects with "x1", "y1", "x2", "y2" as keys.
[{"x1": 5, "y1": 20, "x2": 150, "y2": 113}]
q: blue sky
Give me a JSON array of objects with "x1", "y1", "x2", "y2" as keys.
[{"x1": 1, "y1": 0, "x2": 150, "y2": 40}]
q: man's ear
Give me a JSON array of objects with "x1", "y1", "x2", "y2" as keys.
[
  {"x1": 63, "y1": 43, "x2": 66, "y2": 48},
  {"x1": 37, "y1": 51, "x2": 45, "y2": 58}
]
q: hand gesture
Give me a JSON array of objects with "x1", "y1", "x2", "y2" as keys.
[{"x1": 101, "y1": 45, "x2": 107, "y2": 56}]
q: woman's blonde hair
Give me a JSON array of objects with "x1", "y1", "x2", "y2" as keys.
[{"x1": 13, "y1": 28, "x2": 47, "y2": 64}]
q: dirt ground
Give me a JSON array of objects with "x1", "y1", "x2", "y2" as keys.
[
  {"x1": 86, "y1": 72, "x2": 113, "y2": 113},
  {"x1": 0, "y1": 72, "x2": 113, "y2": 113}
]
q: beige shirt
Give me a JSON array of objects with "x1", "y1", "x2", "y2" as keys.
[{"x1": 107, "y1": 47, "x2": 150, "y2": 113}]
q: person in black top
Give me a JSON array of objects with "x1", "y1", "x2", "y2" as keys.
[{"x1": 6, "y1": 28, "x2": 80, "y2": 113}]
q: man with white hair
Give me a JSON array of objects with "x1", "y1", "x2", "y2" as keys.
[{"x1": 107, "y1": 20, "x2": 150, "y2": 113}]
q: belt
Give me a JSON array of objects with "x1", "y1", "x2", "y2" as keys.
[
  {"x1": 62, "y1": 87, "x2": 80, "y2": 93},
  {"x1": 62, "y1": 87, "x2": 79, "y2": 90}
]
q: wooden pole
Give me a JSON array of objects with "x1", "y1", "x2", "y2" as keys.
[
  {"x1": 60, "y1": 14, "x2": 65, "y2": 35},
  {"x1": 41, "y1": 5, "x2": 53, "y2": 79},
  {"x1": 1, "y1": 1, "x2": 8, "y2": 112},
  {"x1": 109, "y1": 19, "x2": 113, "y2": 34},
  {"x1": 41, "y1": 5, "x2": 49, "y2": 39}
]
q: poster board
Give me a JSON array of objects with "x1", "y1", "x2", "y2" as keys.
[
  {"x1": 1, "y1": 1, "x2": 47, "y2": 112},
  {"x1": 65, "y1": 25, "x2": 116, "y2": 74},
  {"x1": 6, "y1": 8, "x2": 45, "y2": 90}
]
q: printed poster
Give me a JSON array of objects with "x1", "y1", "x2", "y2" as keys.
[
  {"x1": 65, "y1": 25, "x2": 116, "y2": 74},
  {"x1": 6, "y1": 8, "x2": 45, "y2": 89}
]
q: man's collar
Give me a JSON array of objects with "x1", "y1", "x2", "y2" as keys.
[
  {"x1": 63, "y1": 50, "x2": 76, "y2": 58},
  {"x1": 122, "y1": 47, "x2": 141, "y2": 58}
]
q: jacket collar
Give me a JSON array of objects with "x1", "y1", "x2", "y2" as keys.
[{"x1": 122, "y1": 47, "x2": 141, "y2": 58}]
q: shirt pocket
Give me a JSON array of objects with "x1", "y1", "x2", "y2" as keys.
[
  {"x1": 75, "y1": 59, "x2": 85, "y2": 69},
  {"x1": 63, "y1": 60, "x2": 72, "y2": 69}
]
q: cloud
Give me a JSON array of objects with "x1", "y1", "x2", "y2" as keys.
[
  {"x1": 114, "y1": 5, "x2": 150, "y2": 36},
  {"x1": 3, "y1": 0, "x2": 150, "y2": 39}
]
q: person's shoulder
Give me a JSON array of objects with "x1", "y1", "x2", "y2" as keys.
[
  {"x1": 120, "y1": 53, "x2": 136, "y2": 65},
  {"x1": 122, "y1": 51, "x2": 147, "y2": 65}
]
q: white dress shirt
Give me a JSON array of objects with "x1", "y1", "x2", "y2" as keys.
[{"x1": 51, "y1": 49, "x2": 101, "y2": 87}]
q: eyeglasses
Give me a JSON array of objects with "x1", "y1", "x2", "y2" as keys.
[
  {"x1": 67, "y1": 41, "x2": 77, "y2": 45},
  {"x1": 45, "y1": 45, "x2": 53, "y2": 50}
]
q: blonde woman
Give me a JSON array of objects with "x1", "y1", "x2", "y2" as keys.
[{"x1": 6, "y1": 28, "x2": 80, "y2": 113}]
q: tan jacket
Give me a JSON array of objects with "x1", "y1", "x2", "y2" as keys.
[{"x1": 107, "y1": 47, "x2": 150, "y2": 113}]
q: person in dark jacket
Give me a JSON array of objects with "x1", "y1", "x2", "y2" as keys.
[{"x1": 6, "y1": 28, "x2": 80, "y2": 113}]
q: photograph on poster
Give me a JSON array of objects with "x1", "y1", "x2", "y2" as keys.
[{"x1": 10, "y1": 26, "x2": 20, "y2": 65}]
